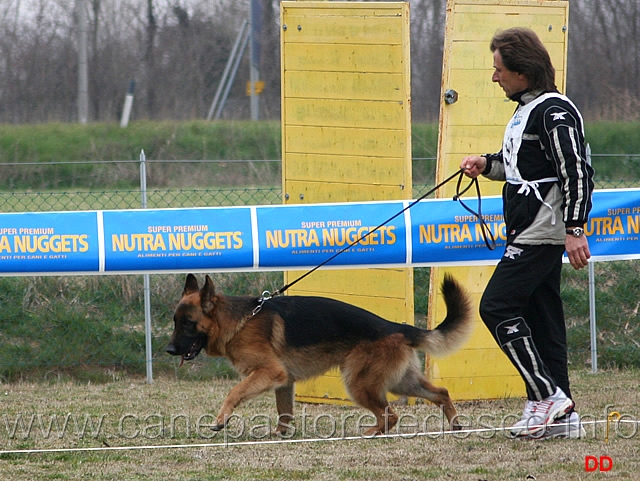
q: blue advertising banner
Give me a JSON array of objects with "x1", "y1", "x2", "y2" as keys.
[
  {"x1": 256, "y1": 202, "x2": 407, "y2": 269},
  {"x1": 408, "y1": 196, "x2": 506, "y2": 266},
  {"x1": 585, "y1": 189, "x2": 640, "y2": 261},
  {"x1": 0, "y1": 211, "x2": 99, "y2": 273},
  {"x1": 102, "y1": 207, "x2": 255, "y2": 272},
  {"x1": 0, "y1": 189, "x2": 639, "y2": 275}
]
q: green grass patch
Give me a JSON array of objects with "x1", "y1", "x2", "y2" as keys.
[
  {"x1": 0, "y1": 260, "x2": 638, "y2": 382},
  {"x1": 1, "y1": 120, "x2": 637, "y2": 190}
]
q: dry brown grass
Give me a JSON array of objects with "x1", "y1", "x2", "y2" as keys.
[{"x1": 1, "y1": 369, "x2": 638, "y2": 480}]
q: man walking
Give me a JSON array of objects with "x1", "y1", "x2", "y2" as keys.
[{"x1": 461, "y1": 27, "x2": 594, "y2": 439}]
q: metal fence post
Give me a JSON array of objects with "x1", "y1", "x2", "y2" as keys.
[
  {"x1": 588, "y1": 262, "x2": 598, "y2": 373},
  {"x1": 140, "y1": 150, "x2": 154, "y2": 384},
  {"x1": 585, "y1": 144, "x2": 598, "y2": 373}
]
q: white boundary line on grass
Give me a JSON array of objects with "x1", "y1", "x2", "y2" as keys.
[{"x1": 0, "y1": 419, "x2": 638, "y2": 456}]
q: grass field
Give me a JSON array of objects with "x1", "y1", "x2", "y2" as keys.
[
  {"x1": 1, "y1": 368, "x2": 638, "y2": 480},
  {"x1": 1, "y1": 120, "x2": 639, "y2": 480}
]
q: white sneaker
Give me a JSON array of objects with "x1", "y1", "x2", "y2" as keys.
[
  {"x1": 538, "y1": 412, "x2": 586, "y2": 439},
  {"x1": 509, "y1": 399, "x2": 537, "y2": 436},
  {"x1": 509, "y1": 387, "x2": 574, "y2": 438}
]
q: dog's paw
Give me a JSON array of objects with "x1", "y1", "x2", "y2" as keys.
[
  {"x1": 272, "y1": 428, "x2": 289, "y2": 438},
  {"x1": 210, "y1": 418, "x2": 227, "y2": 431},
  {"x1": 274, "y1": 424, "x2": 292, "y2": 437},
  {"x1": 450, "y1": 416, "x2": 463, "y2": 431}
]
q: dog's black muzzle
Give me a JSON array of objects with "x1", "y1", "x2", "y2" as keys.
[{"x1": 166, "y1": 334, "x2": 207, "y2": 366}]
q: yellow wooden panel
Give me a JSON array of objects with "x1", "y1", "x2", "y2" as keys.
[
  {"x1": 286, "y1": 268, "x2": 412, "y2": 299},
  {"x1": 442, "y1": 97, "x2": 514, "y2": 128},
  {"x1": 296, "y1": 376, "x2": 353, "y2": 405},
  {"x1": 448, "y1": 69, "x2": 507, "y2": 99},
  {"x1": 285, "y1": 125, "x2": 408, "y2": 158},
  {"x1": 447, "y1": 2, "x2": 569, "y2": 94},
  {"x1": 455, "y1": 0, "x2": 566, "y2": 10},
  {"x1": 285, "y1": 98, "x2": 406, "y2": 129},
  {"x1": 286, "y1": 268, "x2": 415, "y2": 329},
  {"x1": 286, "y1": 269, "x2": 415, "y2": 323},
  {"x1": 456, "y1": 4, "x2": 567, "y2": 16},
  {"x1": 431, "y1": 348, "x2": 521, "y2": 378},
  {"x1": 431, "y1": 1, "x2": 569, "y2": 400},
  {"x1": 285, "y1": 267, "x2": 415, "y2": 334},
  {"x1": 449, "y1": 43, "x2": 496, "y2": 70},
  {"x1": 283, "y1": 71, "x2": 405, "y2": 101},
  {"x1": 282, "y1": 4, "x2": 405, "y2": 46},
  {"x1": 284, "y1": 43, "x2": 404, "y2": 73},
  {"x1": 459, "y1": 322, "x2": 500, "y2": 350},
  {"x1": 434, "y1": 375, "x2": 524, "y2": 401},
  {"x1": 439, "y1": 158, "x2": 504, "y2": 199},
  {"x1": 452, "y1": 12, "x2": 566, "y2": 42},
  {"x1": 281, "y1": 2, "x2": 412, "y2": 406},
  {"x1": 296, "y1": 375, "x2": 524, "y2": 405},
  {"x1": 442, "y1": 125, "x2": 508, "y2": 154},
  {"x1": 296, "y1": 372, "x2": 406, "y2": 405},
  {"x1": 284, "y1": 180, "x2": 406, "y2": 204},
  {"x1": 432, "y1": 269, "x2": 495, "y2": 297},
  {"x1": 282, "y1": 17, "x2": 402, "y2": 46},
  {"x1": 450, "y1": 39, "x2": 560, "y2": 72},
  {"x1": 283, "y1": 4, "x2": 407, "y2": 17},
  {"x1": 429, "y1": 284, "x2": 498, "y2": 350},
  {"x1": 284, "y1": 153, "x2": 408, "y2": 185}
]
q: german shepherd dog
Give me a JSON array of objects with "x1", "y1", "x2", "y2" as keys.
[{"x1": 166, "y1": 273, "x2": 473, "y2": 436}]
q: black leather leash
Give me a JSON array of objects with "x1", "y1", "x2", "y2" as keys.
[
  {"x1": 453, "y1": 172, "x2": 497, "y2": 251},
  {"x1": 252, "y1": 168, "x2": 495, "y2": 314}
]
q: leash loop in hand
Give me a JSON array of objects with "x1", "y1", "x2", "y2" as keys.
[{"x1": 453, "y1": 175, "x2": 497, "y2": 251}]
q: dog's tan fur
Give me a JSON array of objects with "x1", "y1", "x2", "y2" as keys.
[{"x1": 166, "y1": 273, "x2": 473, "y2": 436}]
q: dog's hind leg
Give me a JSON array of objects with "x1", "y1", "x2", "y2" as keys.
[
  {"x1": 349, "y1": 388, "x2": 399, "y2": 436},
  {"x1": 342, "y1": 338, "x2": 411, "y2": 435},
  {"x1": 213, "y1": 366, "x2": 289, "y2": 431},
  {"x1": 391, "y1": 364, "x2": 461, "y2": 430},
  {"x1": 274, "y1": 383, "x2": 295, "y2": 435}
]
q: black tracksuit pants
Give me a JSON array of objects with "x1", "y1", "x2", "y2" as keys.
[{"x1": 479, "y1": 243, "x2": 572, "y2": 402}]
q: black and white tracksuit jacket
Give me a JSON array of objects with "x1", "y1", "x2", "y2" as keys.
[
  {"x1": 482, "y1": 90, "x2": 594, "y2": 244},
  {"x1": 478, "y1": 90, "x2": 595, "y2": 402}
]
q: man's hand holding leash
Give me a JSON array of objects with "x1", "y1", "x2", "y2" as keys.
[
  {"x1": 460, "y1": 157, "x2": 591, "y2": 271},
  {"x1": 461, "y1": 156, "x2": 487, "y2": 179}
]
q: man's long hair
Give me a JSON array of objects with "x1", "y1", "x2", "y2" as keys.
[{"x1": 490, "y1": 27, "x2": 557, "y2": 92}]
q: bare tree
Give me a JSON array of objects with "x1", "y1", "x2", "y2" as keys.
[
  {"x1": 410, "y1": 0, "x2": 446, "y2": 122},
  {"x1": 144, "y1": 0, "x2": 158, "y2": 118},
  {"x1": 0, "y1": 0, "x2": 638, "y2": 123},
  {"x1": 258, "y1": 0, "x2": 281, "y2": 119},
  {"x1": 568, "y1": 0, "x2": 640, "y2": 120},
  {"x1": 0, "y1": 0, "x2": 77, "y2": 122}
]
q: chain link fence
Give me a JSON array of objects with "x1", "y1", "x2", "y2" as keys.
[{"x1": 0, "y1": 157, "x2": 638, "y2": 382}]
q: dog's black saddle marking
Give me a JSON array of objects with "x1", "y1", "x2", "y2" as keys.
[{"x1": 264, "y1": 295, "x2": 419, "y2": 348}]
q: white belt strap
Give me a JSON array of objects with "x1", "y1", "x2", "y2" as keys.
[{"x1": 507, "y1": 177, "x2": 559, "y2": 225}]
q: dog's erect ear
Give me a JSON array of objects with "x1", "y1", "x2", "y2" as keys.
[
  {"x1": 183, "y1": 274, "x2": 200, "y2": 296},
  {"x1": 200, "y1": 275, "x2": 217, "y2": 313}
]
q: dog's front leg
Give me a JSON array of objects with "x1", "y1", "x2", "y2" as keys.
[
  {"x1": 212, "y1": 367, "x2": 288, "y2": 431},
  {"x1": 274, "y1": 383, "x2": 295, "y2": 435}
]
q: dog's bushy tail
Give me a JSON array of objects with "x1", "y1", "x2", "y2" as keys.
[{"x1": 417, "y1": 274, "x2": 473, "y2": 357}]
